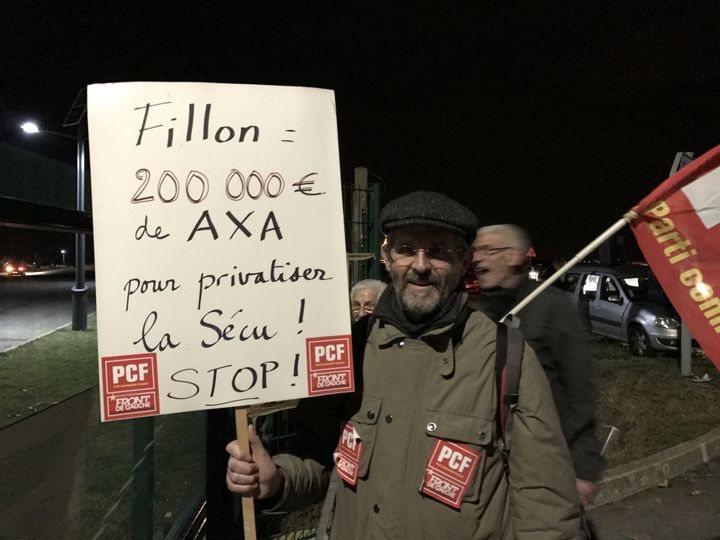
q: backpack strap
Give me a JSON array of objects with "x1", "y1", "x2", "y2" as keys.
[
  {"x1": 495, "y1": 323, "x2": 509, "y2": 437},
  {"x1": 495, "y1": 317, "x2": 524, "y2": 468}
]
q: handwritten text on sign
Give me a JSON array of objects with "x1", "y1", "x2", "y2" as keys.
[{"x1": 88, "y1": 83, "x2": 353, "y2": 422}]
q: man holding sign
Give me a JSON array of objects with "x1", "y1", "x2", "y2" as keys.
[{"x1": 227, "y1": 191, "x2": 580, "y2": 538}]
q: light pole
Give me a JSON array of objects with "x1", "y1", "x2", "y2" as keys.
[
  {"x1": 60, "y1": 249, "x2": 67, "y2": 265},
  {"x1": 20, "y1": 120, "x2": 88, "y2": 331}
]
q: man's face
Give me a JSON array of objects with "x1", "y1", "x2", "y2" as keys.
[
  {"x1": 471, "y1": 231, "x2": 524, "y2": 290},
  {"x1": 351, "y1": 288, "x2": 380, "y2": 321},
  {"x1": 383, "y1": 225, "x2": 469, "y2": 321}
]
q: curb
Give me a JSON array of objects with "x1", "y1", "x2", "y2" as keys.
[{"x1": 591, "y1": 425, "x2": 720, "y2": 508}]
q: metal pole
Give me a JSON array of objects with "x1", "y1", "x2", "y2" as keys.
[
  {"x1": 680, "y1": 321, "x2": 693, "y2": 376},
  {"x1": 669, "y1": 152, "x2": 695, "y2": 376},
  {"x1": 72, "y1": 122, "x2": 88, "y2": 330},
  {"x1": 351, "y1": 167, "x2": 368, "y2": 286},
  {"x1": 368, "y1": 181, "x2": 381, "y2": 279},
  {"x1": 132, "y1": 417, "x2": 155, "y2": 539}
]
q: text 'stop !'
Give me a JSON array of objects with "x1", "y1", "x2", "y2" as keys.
[{"x1": 88, "y1": 82, "x2": 353, "y2": 422}]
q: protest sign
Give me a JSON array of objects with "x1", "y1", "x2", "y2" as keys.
[
  {"x1": 88, "y1": 82, "x2": 353, "y2": 422},
  {"x1": 630, "y1": 144, "x2": 720, "y2": 371}
]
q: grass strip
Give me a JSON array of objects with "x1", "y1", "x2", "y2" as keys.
[
  {"x1": 592, "y1": 337, "x2": 720, "y2": 466},
  {"x1": 0, "y1": 315, "x2": 98, "y2": 427}
]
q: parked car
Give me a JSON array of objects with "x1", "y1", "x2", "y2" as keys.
[{"x1": 556, "y1": 263, "x2": 681, "y2": 356}]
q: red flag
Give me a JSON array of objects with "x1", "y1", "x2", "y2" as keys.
[{"x1": 630, "y1": 145, "x2": 720, "y2": 371}]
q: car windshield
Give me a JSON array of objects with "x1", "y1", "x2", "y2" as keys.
[
  {"x1": 619, "y1": 275, "x2": 672, "y2": 306},
  {"x1": 619, "y1": 276, "x2": 649, "y2": 300}
]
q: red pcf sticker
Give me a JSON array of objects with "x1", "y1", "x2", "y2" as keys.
[
  {"x1": 421, "y1": 439, "x2": 482, "y2": 509},
  {"x1": 335, "y1": 422, "x2": 363, "y2": 485},
  {"x1": 101, "y1": 353, "x2": 160, "y2": 421},
  {"x1": 306, "y1": 335, "x2": 355, "y2": 396}
]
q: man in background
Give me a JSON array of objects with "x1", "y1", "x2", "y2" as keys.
[
  {"x1": 349, "y1": 279, "x2": 387, "y2": 321},
  {"x1": 472, "y1": 224, "x2": 604, "y2": 507}
]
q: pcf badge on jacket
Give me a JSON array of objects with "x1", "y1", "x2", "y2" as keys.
[
  {"x1": 334, "y1": 422, "x2": 363, "y2": 485},
  {"x1": 421, "y1": 439, "x2": 481, "y2": 508}
]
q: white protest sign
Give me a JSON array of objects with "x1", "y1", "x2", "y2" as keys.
[{"x1": 88, "y1": 82, "x2": 353, "y2": 422}]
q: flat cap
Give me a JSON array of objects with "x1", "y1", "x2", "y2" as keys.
[{"x1": 380, "y1": 191, "x2": 478, "y2": 243}]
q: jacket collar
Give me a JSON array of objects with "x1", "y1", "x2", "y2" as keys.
[{"x1": 371, "y1": 295, "x2": 473, "y2": 378}]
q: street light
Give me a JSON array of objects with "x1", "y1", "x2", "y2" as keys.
[
  {"x1": 20, "y1": 119, "x2": 88, "y2": 331},
  {"x1": 60, "y1": 249, "x2": 67, "y2": 264},
  {"x1": 21, "y1": 121, "x2": 76, "y2": 141}
]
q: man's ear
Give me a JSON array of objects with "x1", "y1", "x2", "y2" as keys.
[{"x1": 382, "y1": 246, "x2": 393, "y2": 273}]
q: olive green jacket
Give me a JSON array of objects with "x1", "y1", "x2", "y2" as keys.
[{"x1": 273, "y1": 307, "x2": 581, "y2": 539}]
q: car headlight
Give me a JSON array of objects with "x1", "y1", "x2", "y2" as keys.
[{"x1": 655, "y1": 316, "x2": 679, "y2": 329}]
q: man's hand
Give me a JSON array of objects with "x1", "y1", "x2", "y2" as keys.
[
  {"x1": 576, "y1": 478, "x2": 597, "y2": 507},
  {"x1": 226, "y1": 425, "x2": 283, "y2": 499}
]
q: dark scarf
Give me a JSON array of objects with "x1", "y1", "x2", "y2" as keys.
[{"x1": 373, "y1": 284, "x2": 466, "y2": 338}]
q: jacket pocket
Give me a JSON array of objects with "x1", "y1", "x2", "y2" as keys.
[
  {"x1": 348, "y1": 394, "x2": 382, "y2": 480},
  {"x1": 422, "y1": 409, "x2": 494, "y2": 503}
]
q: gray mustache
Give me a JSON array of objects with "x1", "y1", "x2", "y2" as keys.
[{"x1": 405, "y1": 271, "x2": 438, "y2": 286}]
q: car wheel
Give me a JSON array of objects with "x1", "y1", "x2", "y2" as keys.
[{"x1": 628, "y1": 325, "x2": 656, "y2": 357}]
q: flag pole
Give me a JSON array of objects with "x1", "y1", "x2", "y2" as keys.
[{"x1": 501, "y1": 212, "x2": 639, "y2": 322}]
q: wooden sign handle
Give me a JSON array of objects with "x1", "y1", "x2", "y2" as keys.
[{"x1": 235, "y1": 407, "x2": 256, "y2": 540}]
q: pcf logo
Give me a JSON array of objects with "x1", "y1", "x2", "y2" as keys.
[
  {"x1": 101, "y1": 353, "x2": 160, "y2": 421},
  {"x1": 306, "y1": 335, "x2": 354, "y2": 395}
]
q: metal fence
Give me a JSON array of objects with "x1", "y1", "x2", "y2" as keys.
[{"x1": 342, "y1": 170, "x2": 383, "y2": 285}]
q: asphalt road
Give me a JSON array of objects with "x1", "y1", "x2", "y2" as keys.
[
  {"x1": 0, "y1": 270, "x2": 96, "y2": 353},
  {"x1": 589, "y1": 456, "x2": 720, "y2": 540}
]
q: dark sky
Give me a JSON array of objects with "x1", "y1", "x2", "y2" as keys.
[{"x1": 3, "y1": 1, "x2": 720, "y2": 259}]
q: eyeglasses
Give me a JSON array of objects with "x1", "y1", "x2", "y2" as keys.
[
  {"x1": 387, "y1": 244, "x2": 466, "y2": 265},
  {"x1": 471, "y1": 246, "x2": 515, "y2": 256}
]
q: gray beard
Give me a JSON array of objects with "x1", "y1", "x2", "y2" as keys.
[{"x1": 394, "y1": 272, "x2": 449, "y2": 321}]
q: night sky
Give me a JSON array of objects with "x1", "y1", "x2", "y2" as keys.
[{"x1": 3, "y1": 2, "x2": 720, "y2": 259}]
